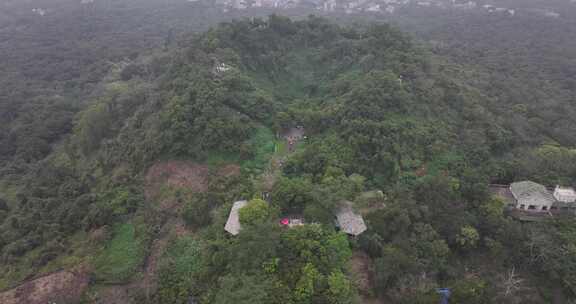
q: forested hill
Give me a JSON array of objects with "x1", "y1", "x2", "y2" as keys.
[
  {"x1": 0, "y1": 0, "x2": 237, "y2": 175},
  {"x1": 393, "y1": 9, "x2": 576, "y2": 140},
  {"x1": 2, "y1": 14, "x2": 576, "y2": 304}
]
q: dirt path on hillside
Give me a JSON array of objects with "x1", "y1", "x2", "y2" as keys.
[
  {"x1": 350, "y1": 251, "x2": 389, "y2": 304},
  {"x1": 137, "y1": 220, "x2": 173, "y2": 300},
  {"x1": 96, "y1": 218, "x2": 178, "y2": 304},
  {"x1": 1, "y1": 160, "x2": 238, "y2": 304},
  {"x1": 0, "y1": 266, "x2": 90, "y2": 304},
  {"x1": 350, "y1": 251, "x2": 374, "y2": 294},
  {"x1": 261, "y1": 127, "x2": 305, "y2": 192},
  {"x1": 283, "y1": 126, "x2": 305, "y2": 153},
  {"x1": 138, "y1": 217, "x2": 192, "y2": 296},
  {"x1": 97, "y1": 161, "x2": 238, "y2": 303}
]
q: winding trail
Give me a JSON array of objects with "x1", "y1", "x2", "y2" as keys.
[{"x1": 261, "y1": 127, "x2": 305, "y2": 192}]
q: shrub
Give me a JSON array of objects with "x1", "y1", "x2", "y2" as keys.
[
  {"x1": 183, "y1": 194, "x2": 215, "y2": 229},
  {"x1": 93, "y1": 222, "x2": 145, "y2": 283},
  {"x1": 239, "y1": 199, "x2": 272, "y2": 225},
  {"x1": 156, "y1": 237, "x2": 203, "y2": 304}
]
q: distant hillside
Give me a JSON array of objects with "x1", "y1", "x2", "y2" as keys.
[{"x1": 1, "y1": 4, "x2": 576, "y2": 304}]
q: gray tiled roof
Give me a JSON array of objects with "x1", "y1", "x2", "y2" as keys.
[{"x1": 510, "y1": 181, "x2": 555, "y2": 204}]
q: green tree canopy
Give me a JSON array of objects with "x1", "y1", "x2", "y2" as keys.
[{"x1": 239, "y1": 199, "x2": 273, "y2": 225}]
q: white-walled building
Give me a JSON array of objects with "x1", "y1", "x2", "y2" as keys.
[
  {"x1": 213, "y1": 62, "x2": 233, "y2": 74},
  {"x1": 508, "y1": 181, "x2": 576, "y2": 213},
  {"x1": 553, "y1": 186, "x2": 576, "y2": 203},
  {"x1": 510, "y1": 181, "x2": 555, "y2": 212}
]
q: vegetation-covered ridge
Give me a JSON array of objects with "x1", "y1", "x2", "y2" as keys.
[{"x1": 1, "y1": 15, "x2": 576, "y2": 304}]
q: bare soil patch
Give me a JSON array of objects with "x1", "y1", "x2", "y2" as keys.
[
  {"x1": 89, "y1": 226, "x2": 111, "y2": 245},
  {"x1": 350, "y1": 251, "x2": 389, "y2": 304},
  {"x1": 135, "y1": 217, "x2": 192, "y2": 300},
  {"x1": 95, "y1": 285, "x2": 132, "y2": 304},
  {"x1": 95, "y1": 217, "x2": 192, "y2": 303},
  {"x1": 172, "y1": 217, "x2": 192, "y2": 238},
  {"x1": 92, "y1": 160, "x2": 238, "y2": 303},
  {"x1": 2, "y1": 160, "x2": 230, "y2": 304},
  {"x1": 282, "y1": 127, "x2": 305, "y2": 153},
  {"x1": 217, "y1": 164, "x2": 241, "y2": 178},
  {"x1": 138, "y1": 226, "x2": 171, "y2": 300},
  {"x1": 0, "y1": 266, "x2": 89, "y2": 304},
  {"x1": 145, "y1": 161, "x2": 241, "y2": 200},
  {"x1": 281, "y1": 127, "x2": 305, "y2": 140},
  {"x1": 145, "y1": 161, "x2": 211, "y2": 200},
  {"x1": 351, "y1": 251, "x2": 375, "y2": 295}
]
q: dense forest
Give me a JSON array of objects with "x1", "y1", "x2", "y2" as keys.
[
  {"x1": 1, "y1": 1, "x2": 576, "y2": 304},
  {"x1": 390, "y1": 6, "x2": 576, "y2": 185}
]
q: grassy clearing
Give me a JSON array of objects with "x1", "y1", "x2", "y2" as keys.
[
  {"x1": 246, "y1": 126, "x2": 275, "y2": 170},
  {"x1": 161, "y1": 236, "x2": 202, "y2": 276},
  {"x1": 275, "y1": 140, "x2": 288, "y2": 157},
  {"x1": 93, "y1": 222, "x2": 146, "y2": 283},
  {"x1": 206, "y1": 126, "x2": 276, "y2": 173}
]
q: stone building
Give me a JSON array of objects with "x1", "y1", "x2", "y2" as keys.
[
  {"x1": 553, "y1": 186, "x2": 576, "y2": 203},
  {"x1": 510, "y1": 181, "x2": 556, "y2": 212}
]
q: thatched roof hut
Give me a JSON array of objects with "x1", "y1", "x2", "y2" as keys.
[
  {"x1": 335, "y1": 201, "x2": 367, "y2": 236},
  {"x1": 224, "y1": 200, "x2": 248, "y2": 235}
]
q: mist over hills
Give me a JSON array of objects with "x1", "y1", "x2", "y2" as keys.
[{"x1": 1, "y1": 1, "x2": 576, "y2": 303}]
